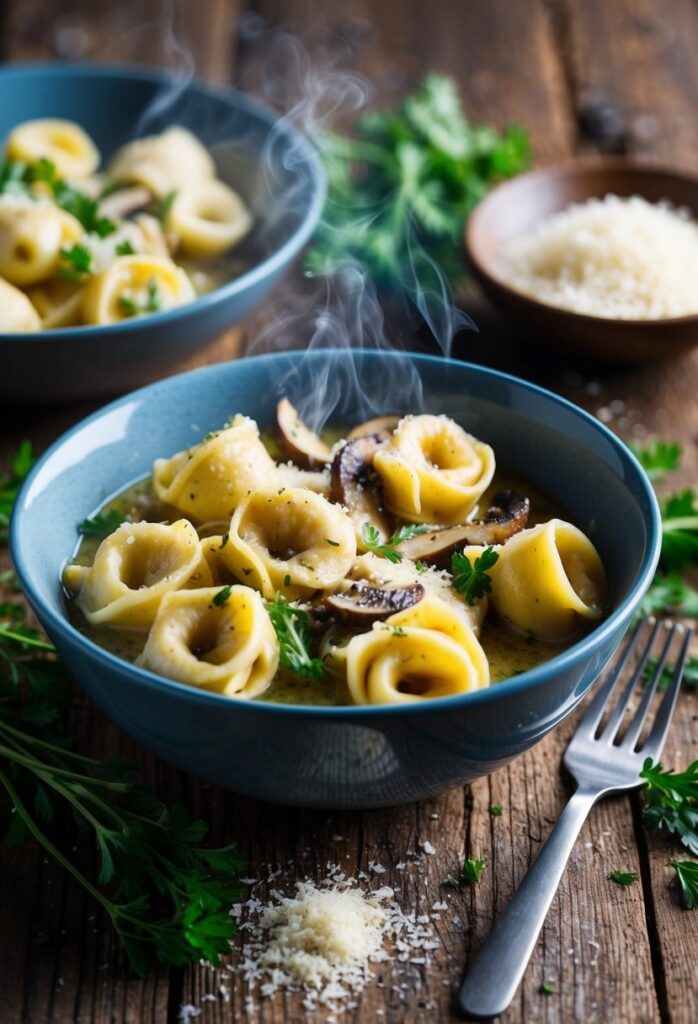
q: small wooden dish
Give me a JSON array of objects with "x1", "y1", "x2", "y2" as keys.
[{"x1": 465, "y1": 158, "x2": 698, "y2": 362}]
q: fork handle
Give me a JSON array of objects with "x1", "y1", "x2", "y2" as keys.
[{"x1": 458, "y1": 787, "x2": 599, "y2": 1019}]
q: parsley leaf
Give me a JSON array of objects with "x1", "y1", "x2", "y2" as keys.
[
  {"x1": 59, "y1": 242, "x2": 93, "y2": 281},
  {"x1": 629, "y1": 438, "x2": 682, "y2": 481},
  {"x1": 608, "y1": 870, "x2": 638, "y2": 886},
  {"x1": 642, "y1": 654, "x2": 698, "y2": 692},
  {"x1": 637, "y1": 572, "x2": 698, "y2": 619},
  {"x1": 490, "y1": 803, "x2": 503, "y2": 817},
  {"x1": 118, "y1": 277, "x2": 162, "y2": 318},
  {"x1": 670, "y1": 860, "x2": 698, "y2": 909},
  {"x1": 361, "y1": 522, "x2": 428, "y2": 563},
  {"x1": 462, "y1": 856, "x2": 486, "y2": 884},
  {"x1": 640, "y1": 758, "x2": 698, "y2": 856},
  {"x1": 264, "y1": 593, "x2": 325, "y2": 681},
  {"x1": 451, "y1": 546, "x2": 499, "y2": 605},
  {"x1": 115, "y1": 239, "x2": 136, "y2": 256},
  {"x1": 306, "y1": 74, "x2": 529, "y2": 295},
  {"x1": 0, "y1": 440, "x2": 34, "y2": 543},
  {"x1": 539, "y1": 982, "x2": 554, "y2": 996},
  {"x1": 153, "y1": 189, "x2": 177, "y2": 226},
  {"x1": 77, "y1": 509, "x2": 130, "y2": 537},
  {"x1": 661, "y1": 490, "x2": 698, "y2": 571},
  {"x1": 212, "y1": 585, "x2": 232, "y2": 607}
]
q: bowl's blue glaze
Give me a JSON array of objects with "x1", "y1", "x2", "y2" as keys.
[
  {"x1": 0, "y1": 63, "x2": 325, "y2": 402},
  {"x1": 10, "y1": 352, "x2": 661, "y2": 808}
]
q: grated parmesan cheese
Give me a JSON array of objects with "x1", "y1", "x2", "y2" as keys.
[
  {"x1": 497, "y1": 194, "x2": 698, "y2": 320},
  {"x1": 228, "y1": 871, "x2": 439, "y2": 1012}
]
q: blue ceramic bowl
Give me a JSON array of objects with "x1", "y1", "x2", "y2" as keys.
[
  {"x1": 10, "y1": 352, "x2": 661, "y2": 808},
  {"x1": 0, "y1": 63, "x2": 325, "y2": 403}
]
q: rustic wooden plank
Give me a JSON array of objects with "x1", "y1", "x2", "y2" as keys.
[{"x1": 557, "y1": 0, "x2": 698, "y2": 166}]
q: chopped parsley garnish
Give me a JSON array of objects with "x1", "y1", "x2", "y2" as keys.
[
  {"x1": 264, "y1": 592, "x2": 325, "y2": 681},
  {"x1": 219, "y1": 532, "x2": 229, "y2": 549},
  {"x1": 629, "y1": 438, "x2": 682, "y2": 481},
  {"x1": 115, "y1": 238, "x2": 136, "y2": 256},
  {"x1": 642, "y1": 654, "x2": 698, "y2": 692},
  {"x1": 0, "y1": 156, "x2": 116, "y2": 235},
  {"x1": 641, "y1": 757, "x2": 698, "y2": 856},
  {"x1": 608, "y1": 870, "x2": 638, "y2": 886},
  {"x1": 490, "y1": 803, "x2": 503, "y2": 817},
  {"x1": 212, "y1": 585, "x2": 232, "y2": 607},
  {"x1": 153, "y1": 189, "x2": 177, "y2": 226},
  {"x1": 443, "y1": 856, "x2": 486, "y2": 888},
  {"x1": 59, "y1": 242, "x2": 93, "y2": 281},
  {"x1": 77, "y1": 509, "x2": 130, "y2": 537},
  {"x1": 325, "y1": 538, "x2": 340, "y2": 546},
  {"x1": 451, "y1": 546, "x2": 499, "y2": 605},
  {"x1": 637, "y1": 572, "x2": 698, "y2": 619},
  {"x1": 670, "y1": 860, "x2": 698, "y2": 909},
  {"x1": 118, "y1": 277, "x2": 162, "y2": 317},
  {"x1": 361, "y1": 522, "x2": 429, "y2": 563},
  {"x1": 539, "y1": 982, "x2": 555, "y2": 996}
]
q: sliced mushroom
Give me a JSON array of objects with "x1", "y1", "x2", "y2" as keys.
[
  {"x1": 318, "y1": 581, "x2": 424, "y2": 625},
  {"x1": 99, "y1": 185, "x2": 152, "y2": 220},
  {"x1": 395, "y1": 490, "x2": 530, "y2": 567},
  {"x1": 276, "y1": 398, "x2": 332, "y2": 469},
  {"x1": 331, "y1": 434, "x2": 392, "y2": 544},
  {"x1": 347, "y1": 414, "x2": 401, "y2": 441}
]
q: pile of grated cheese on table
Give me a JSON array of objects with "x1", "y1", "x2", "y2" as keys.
[
  {"x1": 497, "y1": 193, "x2": 698, "y2": 320},
  {"x1": 228, "y1": 867, "x2": 441, "y2": 1014}
]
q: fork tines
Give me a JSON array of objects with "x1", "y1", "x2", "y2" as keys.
[{"x1": 577, "y1": 617, "x2": 694, "y2": 756}]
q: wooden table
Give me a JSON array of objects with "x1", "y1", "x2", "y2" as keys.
[{"x1": 1, "y1": 2, "x2": 697, "y2": 1021}]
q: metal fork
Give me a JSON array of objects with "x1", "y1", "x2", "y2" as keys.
[{"x1": 458, "y1": 617, "x2": 693, "y2": 1020}]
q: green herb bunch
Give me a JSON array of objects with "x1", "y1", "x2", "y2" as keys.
[
  {"x1": 306, "y1": 74, "x2": 529, "y2": 293},
  {"x1": 0, "y1": 445, "x2": 243, "y2": 974}
]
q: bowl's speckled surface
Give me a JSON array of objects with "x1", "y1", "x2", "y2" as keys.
[
  {"x1": 0, "y1": 63, "x2": 325, "y2": 403},
  {"x1": 10, "y1": 352, "x2": 661, "y2": 808}
]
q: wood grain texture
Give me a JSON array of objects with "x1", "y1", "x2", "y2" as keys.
[{"x1": 1, "y1": 0, "x2": 698, "y2": 1022}]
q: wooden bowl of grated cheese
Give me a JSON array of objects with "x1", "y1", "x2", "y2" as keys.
[{"x1": 465, "y1": 157, "x2": 698, "y2": 362}]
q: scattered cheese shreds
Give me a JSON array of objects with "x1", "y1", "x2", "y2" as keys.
[
  {"x1": 497, "y1": 194, "x2": 698, "y2": 320},
  {"x1": 229, "y1": 873, "x2": 438, "y2": 1012}
]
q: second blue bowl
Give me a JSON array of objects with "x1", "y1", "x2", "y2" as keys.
[{"x1": 0, "y1": 63, "x2": 325, "y2": 403}]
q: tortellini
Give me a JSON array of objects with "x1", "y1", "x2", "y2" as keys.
[
  {"x1": 138, "y1": 586, "x2": 278, "y2": 698},
  {"x1": 107, "y1": 126, "x2": 215, "y2": 196},
  {"x1": 169, "y1": 180, "x2": 252, "y2": 257},
  {"x1": 81, "y1": 254, "x2": 195, "y2": 325},
  {"x1": 0, "y1": 119, "x2": 253, "y2": 331},
  {"x1": 154, "y1": 415, "x2": 278, "y2": 523},
  {"x1": 0, "y1": 277, "x2": 40, "y2": 331},
  {"x1": 6, "y1": 118, "x2": 100, "y2": 179},
  {"x1": 62, "y1": 520, "x2": 212, "y2": 628},
  {"x1": 346, "y1": 618, "x2": 488, "y2": 705},
  {"x1": 66, "y1": 407, "x2": 611, "y2": 707},
  {"x1": 465, "y1": 519, "x2": 607, "y2": 642},
  {"x1": 221, "y1": 488, "x2": 357, "y2": 599},
  {"x1": 0, "y1": 197, "x2": 82, "y2": 285},
  {"x1": 373, "y1": 415, "x2": 495, "y2": 524}
]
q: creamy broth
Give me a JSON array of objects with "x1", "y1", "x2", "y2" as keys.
[{"x1": 67, "y1": 464, "x2": 570, "y2": 705}]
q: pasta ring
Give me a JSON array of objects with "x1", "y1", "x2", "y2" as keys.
[{"x1": 6, "y1": 118, "x2": 100, "y2": 179}]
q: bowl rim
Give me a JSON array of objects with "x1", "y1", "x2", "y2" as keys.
[
  {"x1": 10, "y1": 349, "x2": 662, "y2": 718},
  {"x1": 465, "y1": 154, "x2": 698, "y2": 329},
  {"x1": 0, "y1": 61, "x2": 326, "y2": 341}
]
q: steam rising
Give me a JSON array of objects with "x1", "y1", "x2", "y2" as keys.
[{"x1": 126, "y1": 14, "x2": 475, "y2": 429}]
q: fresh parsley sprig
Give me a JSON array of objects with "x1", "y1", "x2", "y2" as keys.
[
  {"x1": 361, "y1": 522, "x2": 428, "y2": 563},
  {"x1": 264, "y1": 593, "x2": 326, "y2": 681},
  {"x1": 642, "y1": 654, "x2": 698, "y2": 692},
  {"x1": 629, "y1": 438, "x2": 682, "y2": 481},
  {"x1": 660, "y1": 490, "x2": 698, "y2": 572},
  {"x1": 78, "y1": 509, "x2": 131, "y2": 537},
  {"x1": 640, "y1": 757, "x2": 698, "y2": 856},
  {"x1": 451, "y1": 546, "x2": 499, "y2": 605},
  {"x1": 1, "y1": 444, "x2": 244, "y2": 974},
  {"x1": 0, "y1": 439, "x2": 33, "y2": 543},
  {"x1": 306, "y1": 74, "x2": 529, "y2": 294},
  {"x1": 0, "y1": 157, "x2": 115, "y2": 236},
  {"x1": 670, "y1": 860, "x2": 698, "y2": 909}
]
